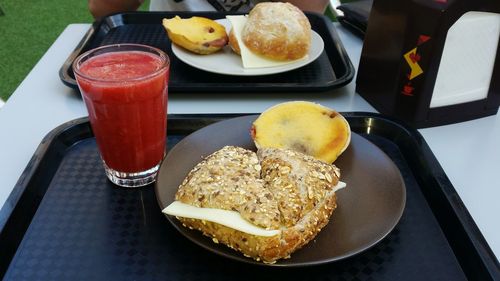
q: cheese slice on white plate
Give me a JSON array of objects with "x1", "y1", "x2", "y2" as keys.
[
  {"x1": 226, "y1": 15, "x2": 308, "y2": 69},
  {"x1": 162, "y1": 181, "x2": 346, "y2": 236}
]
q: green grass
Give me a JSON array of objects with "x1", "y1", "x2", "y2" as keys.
[{"x1": 0, "y1": 0, "x2": 150, "y2": 101}]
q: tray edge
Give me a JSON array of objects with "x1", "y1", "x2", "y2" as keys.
[{"x1": 1, "y1": 113, "x2": 498, "y2": 280}]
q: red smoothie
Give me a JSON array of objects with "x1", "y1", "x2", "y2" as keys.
[{"x1": 76, "y1": 50, "x2": 169, "y2": 173}]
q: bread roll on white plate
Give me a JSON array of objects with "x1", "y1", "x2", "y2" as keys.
[{"x1": 230, "y1": 2, "x2": 312, "y2": 61}]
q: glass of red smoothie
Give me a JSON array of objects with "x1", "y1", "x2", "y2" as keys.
[{"x1": 73, "y1": 44, "x2": 170, "y2": 188}]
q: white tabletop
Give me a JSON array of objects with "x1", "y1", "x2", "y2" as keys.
[{"x1": 0, "y1": 23, "x2": 499, "y2": 260}]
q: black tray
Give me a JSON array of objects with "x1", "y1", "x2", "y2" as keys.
[
  {"x1": 0, "y1": 113, "x2": 499, "y2": 280},
  {"x1": 59, "y1": 11, "x2": 354, "y2": 93}
]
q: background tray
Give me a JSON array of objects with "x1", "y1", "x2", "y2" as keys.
[
  {"x1": 59, "y1": 11, "x2": 354, "y2": 93},
  {"x1": 0, "y1": 113, "x2": 499, "y2": 280}
]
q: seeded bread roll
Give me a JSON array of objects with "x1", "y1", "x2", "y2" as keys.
[
  {"x1": 174, "y1": 146, "x2": 341, "y2": 263},
  {"x1": 241, "y1": 2, "x2": 311, "y2": 60}
]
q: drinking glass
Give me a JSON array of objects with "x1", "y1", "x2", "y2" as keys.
[{"x1": 73, "y1": 44, "x2": 170, "y2": 187}]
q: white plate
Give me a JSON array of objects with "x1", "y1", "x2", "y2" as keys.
[{"x1": 170, "y1": 19, "x2": 325, "y2": 76}]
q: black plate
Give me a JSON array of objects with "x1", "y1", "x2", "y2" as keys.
[
  {"x1": 155, "y1": 115, "x2": 406, "y2": 266},
  {"x1": 59, "y1": 11, "x2": 354, "y2": 93}
]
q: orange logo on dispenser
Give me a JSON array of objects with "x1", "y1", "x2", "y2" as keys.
[
  {"x1": 404, "y1": 48, "x2": 423, "y2": 80},
  {"x1": 401, "y1": 35, "x2": 431, "y2": 96}
]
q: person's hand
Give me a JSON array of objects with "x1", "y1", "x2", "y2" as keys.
[{"x1": 88, "y1": 0, "x2": 145, "y2": 19}]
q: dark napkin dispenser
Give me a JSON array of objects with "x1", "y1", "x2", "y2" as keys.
[{"x1": 356, "y1": 0, "x2": 500, "y2": 128}]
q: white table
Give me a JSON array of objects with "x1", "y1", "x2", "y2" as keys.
[{"x1": 0, "y1": 23, "x2": 499, "y2": 261}]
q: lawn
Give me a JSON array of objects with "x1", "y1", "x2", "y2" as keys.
[{"x1": 0, "y1": 0, "x2": 150, "y2": 102}]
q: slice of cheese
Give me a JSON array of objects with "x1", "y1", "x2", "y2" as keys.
[
  {"x1": 162, "y1": 181, "x2": 346, "y2": 237},
  {"x1": 163, "y1": 201, "x2": 281, "y2": 237},
  {"x1": 226, "y1": 15, "x2": 308, "y2": 68},
  {"x1": 332, "y1": 181, "x2": 347, "y2": 193}
]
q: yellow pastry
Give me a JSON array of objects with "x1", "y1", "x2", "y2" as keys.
[
  {"x1": 162, "y1": 16, "x2": 228, "y2": 55},
  {"x1": 251, "y1": 101, "x2": 351, "y2": 163}
]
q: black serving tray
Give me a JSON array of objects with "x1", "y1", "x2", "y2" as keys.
[
  {"x1": 0, "y1": 113, "x2": 499, "y2": 280},
  {"x1": 59, "y1": 11, "x2": 354, "y2": 93}
]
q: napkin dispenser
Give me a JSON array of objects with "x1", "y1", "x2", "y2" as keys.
[{"x1": 356, "y1": 0, "x2": 500, "y2": 128}]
